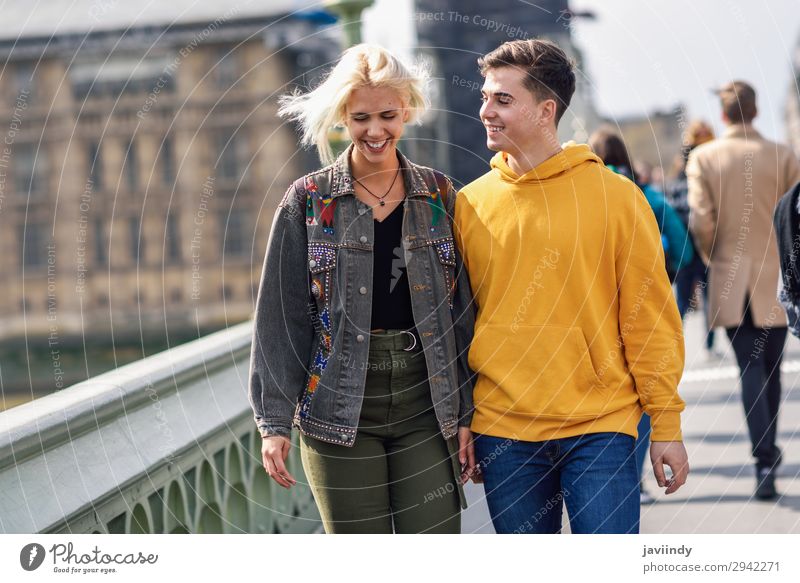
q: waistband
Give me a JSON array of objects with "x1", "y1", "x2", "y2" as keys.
[{"x1": 368, "y1": 329, "x2": 422, "y2": 352}]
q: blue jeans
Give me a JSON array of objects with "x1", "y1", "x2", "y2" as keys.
[
  {"x1": 475, "y1": 432, "x2": 640, "y2": 534},
  {"x1": 635, "y1": 413, "x2": 652, "y2": 483},
  {"x1": 674, "y1": 254, "x2": 715, "y2": 350}
]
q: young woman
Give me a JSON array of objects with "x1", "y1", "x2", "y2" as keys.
[{"x1": 247, "y1": 44, "x2": 476, "y2": 533}]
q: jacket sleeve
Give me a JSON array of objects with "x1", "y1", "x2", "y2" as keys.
[
  {"x1": 248, "y1": 183, "x2": 314, "y2": 438},
  {"x1": 445, "y1": 180, "x2": 477, "y2": 427},
  {"x1": 616, "y1": 191, "x2": 686, "y2": 442},
  {"x1": 686, "y1": 151, "x2": 716, "y2": 264}
]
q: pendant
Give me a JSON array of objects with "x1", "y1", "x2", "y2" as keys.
[{"x1": 379, "y1": 200, "x2": 385, "y2": 206}]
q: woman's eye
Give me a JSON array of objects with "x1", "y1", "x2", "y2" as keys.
[
  {"x1": 480, "y1": 95, "x2": 488, "y2": 102},
  {"x1": 353, "y1": 116, "x2": 368, "y2": 121},
  {"x1": 499, "y1": 98, "x2": 512, "y2": 105},
  {"x1": 381, "y1": 114, "x2": 396, "y2": 119}
]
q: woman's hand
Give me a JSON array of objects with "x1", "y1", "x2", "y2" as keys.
[
  {"x1": 261, "y1": 435, "x2": 297, "y2": 489},
  {"x1": 457, "y1": 427, "x2": 478, "y2": 484}
]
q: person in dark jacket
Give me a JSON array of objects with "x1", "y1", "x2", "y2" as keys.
[{"x1": 774, "y1": 180, "x2": 800, "y2": 338}]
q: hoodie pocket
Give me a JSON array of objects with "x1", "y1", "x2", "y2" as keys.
[{"x1": 470, "y1": 324, "x2": 608, "y2": 419}]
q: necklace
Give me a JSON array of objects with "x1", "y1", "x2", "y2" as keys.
[{"x1": 353, "y1": 165, "x2": 401, "y2": 206}]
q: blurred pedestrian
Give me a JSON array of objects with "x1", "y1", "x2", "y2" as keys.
[
  {"x1": 687, "y1": 81, "x2": 800, "y2": 500},
  {"x1": 589, "y1": 128, "x2": 694, "y2": 282},
  {"x1": 666, "y1": 121, "x2": 718, "y2": 358}
]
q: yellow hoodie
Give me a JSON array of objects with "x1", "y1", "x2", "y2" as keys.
[{"x1": 454, "y1": 144, "x2": 685, "y2": 443}]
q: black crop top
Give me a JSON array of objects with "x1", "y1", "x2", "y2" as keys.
[{"x1": 370, "y1": 201, "x2": 415, "y2": 331}]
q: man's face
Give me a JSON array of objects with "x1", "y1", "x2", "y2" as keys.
[{"x1": 480, "y1": 66, "x2": 557, "y2": 159}]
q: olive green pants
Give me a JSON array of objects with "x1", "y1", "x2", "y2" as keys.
[{"x1": 300, "y1": 331, "x2": 462, "y2": 534}]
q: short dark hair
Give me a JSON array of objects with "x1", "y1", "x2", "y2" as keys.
[
  {"x1": 715, "y1": 80, "x2": 757, "y2": 124},
  {"x1": 478, "y1": 39, "x2": 576, "y2": 125},
  {"x1": 588, "y1": 127, "x2": 633, "y2": 170}
]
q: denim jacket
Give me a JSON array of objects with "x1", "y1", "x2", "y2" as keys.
[{"x1": 248, "y1": 145, "x2": 476, "y2": 446}]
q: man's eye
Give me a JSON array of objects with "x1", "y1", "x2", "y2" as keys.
[
  {"x1": 381, "y1": 114, "x2": 396, "y2": 119},
  {"x1": 480, "y1": 95, "x2": 488, "y2": 102},
  {"x1": 499, "y1": 98, "x2": 512, "y2": 105}
]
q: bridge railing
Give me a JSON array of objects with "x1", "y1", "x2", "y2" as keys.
[{"x1": 0, "y1": 321, "x2": 320, "y2": 534}]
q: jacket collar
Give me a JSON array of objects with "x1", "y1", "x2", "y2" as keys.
[
  {"x1": 724, "y1": 123, "x2": 761, "y2": 139},
  {"x1": 329, "y1": 143, "x2": 433, "y2": 199}
]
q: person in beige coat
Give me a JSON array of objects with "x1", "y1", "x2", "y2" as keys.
[{"x1": 687, "y1": 80, "x2": 800, "y2": 500}]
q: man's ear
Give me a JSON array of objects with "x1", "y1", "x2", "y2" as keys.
[{"x1": 538, "y1": 98, "x2": 558, "y2": 126}]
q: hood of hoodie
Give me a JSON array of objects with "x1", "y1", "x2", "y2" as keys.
[{"x1": 489, "y1": 141, "x2": 603, "y2": 184}]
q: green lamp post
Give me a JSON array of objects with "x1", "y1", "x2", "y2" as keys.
[
  {"x1": 322, "y1": 1, "x2": 374, "y2": 158},
  {"x1": 323, "y1": 0, "x2": 374, "y2": 48}
]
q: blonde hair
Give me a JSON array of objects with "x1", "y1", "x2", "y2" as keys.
[
  {"x1": 278, "y1": 44, "x2": 430, "y2": 165},
  {"x1": 684, "y1": 120, "x2": 714, "y2": 147}
]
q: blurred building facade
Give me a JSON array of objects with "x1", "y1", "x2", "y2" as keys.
[
  {"x1": 0, "y1": 5, "x2": 337, "y2": 349},
  {"x1": 412, "y1": 0, "x2": 601, "y2": 186},
  {"x1": 611, "y1": 105, "x2": 688, "y2": 179}
]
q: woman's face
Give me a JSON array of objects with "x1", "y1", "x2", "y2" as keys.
[{"x1": 344, "y1": 86, "x2": 408, "y2": 166}]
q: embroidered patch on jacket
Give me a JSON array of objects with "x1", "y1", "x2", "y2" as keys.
[
  {"x1": 311, "y1": 277, "x2": 325, "y2": 301},
  {"x1": 304, "y1": 176, "x2": 336, "y2": 235},
  {"x1": 299, "y1": 298, "x2": 333, "y2": 418},
  {"x1": 435, "y1": 238, "x2": 455, "y2": 264},
  {"x1": 434, "y1": 239, "x2": 456, "y2": 308},
  {"x1": 428, "y1": 189, "x2": 445, "y2": 229},
  {"x1": 317, "y1": 194, "x2": 337, "y2": 235},
  {"x1": 305, "y1": 177, "x2": 318, "y2": 226},
  {"x1": 307, "y1": 243, "x2": 337, "y2": 271}
]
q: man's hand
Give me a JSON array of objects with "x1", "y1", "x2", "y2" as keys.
[
  {"x1": 261, "y1": 435, "x2": 297, "y2": 489},
  {"x1": 457, "y1": 427, "x2": 478, "y2": 484},
  {"x1": 650, "y1": 441, "x2": 689, "y2": 495}
]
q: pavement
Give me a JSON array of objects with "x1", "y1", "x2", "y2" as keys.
[{"x1": 461, "y1": 311, "x2": 800, "y2": 533}]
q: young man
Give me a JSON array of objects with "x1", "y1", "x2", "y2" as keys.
[
  {"x1": 453, "y1": 39, "x2": 689, "y2": 534},
  {"x1": 687, "y1": 81, "x2": 800, "y2": 500}
]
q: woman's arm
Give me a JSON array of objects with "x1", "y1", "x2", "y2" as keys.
[
  {"x1": 248, "y1": 182, "x2": 314, "y2": 439},
  {"x1": 442, "y1": 176, "x2": 477, "y2": 428}
]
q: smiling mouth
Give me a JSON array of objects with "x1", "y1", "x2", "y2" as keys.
[
  {"x1": 486, "y1": 125, "x2": 505, "y2": 134},
  {"x1": 363, "y1": 139, "x2": 389, "y2": 152}
]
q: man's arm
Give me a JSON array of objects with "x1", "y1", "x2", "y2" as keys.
[
  {"x1": 686, "y1": 151, "x2": 716, "y2": 264},
  {"x1": 617, "y1": 191, "x2": 689, "y2": 492},
  {"x1": 616, "y1": 191, "x2": 686, "y2": 442}
]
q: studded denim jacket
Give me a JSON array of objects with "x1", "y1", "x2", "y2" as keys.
[{"x1": 248, "y1": 146, "x2": 476, "y2": 446}]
